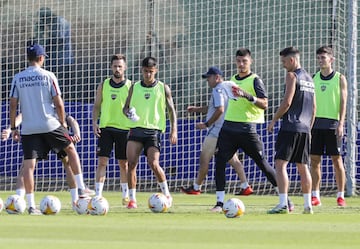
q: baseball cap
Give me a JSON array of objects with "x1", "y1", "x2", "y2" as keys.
[
  {"x1": 202, "y1": 66, "x2": 224, "y2": 78},
  {"x1": 27, "y1": 43, "x2": 48, "y2": 57}
]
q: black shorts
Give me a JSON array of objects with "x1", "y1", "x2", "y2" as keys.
[
  {"x1": 127, "y1": 127, "x2": 161, "y2": 156},
  {"x1": 22, "y1": 126, "x2": 72, "y2": 160},
  {"x1": 97, "y1": 127, "x2": 128, "y2": 160},
  {"x1": 310, "y1": 129, "x2": 341, "y2": 156},
  {"x1": 216, "y1": 129, "x2": 264, "y2": 162},
  {"x1": 275, "y1": 130, "x2": 310, "y2": 164}
]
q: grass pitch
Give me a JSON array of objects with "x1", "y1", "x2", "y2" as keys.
[{"x1": 0, "y1": 191, "x2": 359, "y2": 249}]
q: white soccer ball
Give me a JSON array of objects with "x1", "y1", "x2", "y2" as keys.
[
  {"x1": 5, "y1": 194, "x2": 26, "y2": 214},
  {"x1": 74, "y1": 196, "x2": 91, "y2": 215},
  {"x1": 148, "y1": 193, "x2": 169, "y2": 213},
  {"x1": 87, "y1": 196, "x2": 109, "y2": 215},
  {"x1": 0, "y1": 198, "x2": 3, "y2": 213},
  {"x1": 222, "y1": 198, "x2": 245, "y2": 218},
  {"x1": 40, "y1": 195, "x2": 62, "y2": 215}
]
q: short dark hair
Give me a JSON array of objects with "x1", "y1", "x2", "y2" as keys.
[
  {"x1": 316, "y1": 46, "x2": 333, "y2": 56},
  {"x1": 280, "y1": 46, "x2": 300, "y2": 57},
  {"x1": 236, "y1": 48, "x2": 251, "y2": 57},
  {"x1": 142, "y1": 56, "x2": 157, "y2": 67},
  {"x1": 111, "y1": 54, "x2": 126, "y2": 64}
]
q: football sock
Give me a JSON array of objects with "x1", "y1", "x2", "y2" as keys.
[
  {"x1": 70, "y1": 188, "x2": 78, "y2": 203},
  {"x1": 193, "y1": 183, "x2": 200, "y2": 191},
  {"x1": 16, "y1": 188, "x2": 25, "y2": 198},
  {"x1": 279, "y1": 193, "x2": 287, "y2": 207},
  {"x1": 304, "y1": 193, "x2": 312, "y2": 208},
  {"x1": 159, "y1": 181, "x2": 170, "y2": 196},
  {"x1": 95, "y1": 182, "x2": 104, "y2": 196},
  {"x1": 129, "y1": 189, "x2": 137, "y2": 201},
  {"x1": 75, "y1": 174, "x2": 86, "y2": 189},
  {"x1": 26, "y1": 193, "x2": 36, "y2": 208},
  {"x1": 121, "y1": 183, "x2": 129, "y2": 198},
  {"x1": 240, "y1": 182, "x2": 249, "y2": 189},
  {"x1": 216, "y1": 191, "x2": 225, "y2": 204},
  {"x1": 312, "y1": 190, "x2": 320, "y2": 199},
  {"x1": 337, "y1": 192, "x2": 344, "y2": 199}
]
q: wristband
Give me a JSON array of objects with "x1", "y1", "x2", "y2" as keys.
[
  {"x1": 11, "y1": 127, "x2": 17, "y2": 131},
  {"x1": 204, "y1": 121, "x2": 210, "y2": 127}
]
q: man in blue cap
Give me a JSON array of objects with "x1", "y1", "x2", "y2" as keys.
[
  {"x1": 9, "y1": 43, "x2": 88, "y2": 214},
  {"x1": 181, "y1": 66, "x2": 253, "y2": 196}
]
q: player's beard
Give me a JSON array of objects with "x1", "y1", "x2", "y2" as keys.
[{"x1": 113, "y1": 72, "x2": 122, "y2": 79}]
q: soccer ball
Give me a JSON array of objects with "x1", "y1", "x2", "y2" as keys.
[
  {"x1": 0, "y1": 198, "x2": 3, "y2": 213},
  {"x1": 74, "y1": 196, "x2": 91, "y2": 215},
  {"x1": 5, "y1": 194, "x2": 26, "y2": 214},
  {"x1": 222, "y1": 198, "x2": 245, "y2": 218},
  {"x1": 40, "y1": 195, "x2": 62, "y2": 215},
  {"x1": 87, "y1": 196, "x2": 109, "y2": 215},
  {"x1": 148, "y1": 193, "x2": 168, "y2": 213}
]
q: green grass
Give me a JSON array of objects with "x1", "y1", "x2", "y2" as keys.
[{"x1": 0, "y1": 191, "x2": 359, "y2": 249}]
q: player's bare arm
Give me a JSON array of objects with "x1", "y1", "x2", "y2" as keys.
[
  {"x1": 9, "y1": 98, "x2": 20, "y2": 142},
  {"x1": 122, "y1": 84, "x2": 134, "y2": 117},
  {"x1": 268, "y1": 72, "x2": 296, "y2": 133},
  {"x1": 53, "y1": 95, "x2": 66, "y2": 128},
  {"x1": 92, "y1": 83, "x2": 104, "y2": 137},
  {"x1": 2, "y1": 113, "x2": 22, "y2": 141},
  {"x1": 164, "y1": 84, "x2": 177, "y2": 144},
  {"x1": 66, "y1": 115, "x2": 81, "y2": 143},
  {"x1": 187, "y1": 105, "x2": 208, "y2": 114},
  {"x1": 232, "y1": 85, "x2": 268, "y2": 110},
  {"x1": 196, "y1": 106, "x2": 224, "y2": 130},
  {"x1": 337, "y1": 74, "x2": 347, "y2": 137}
]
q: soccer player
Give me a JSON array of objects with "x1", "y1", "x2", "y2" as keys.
[
  {"x1": 92, "y1": 54, "x2": 131, "y2": 205},
  {"x1": 267, "y1": 46, "x2": 315, "y2": 214},
  {"x1": 9, "y1": 43, "x2": 87, "y2": 215},
  {"x1": 310, "y1": 46, "x2": 348, "y2": 207},
  {"x1": 2, "y1": 113, "x2": 95, "y2": 206},
  {"x1": 212, "y1": 48, "x2": 293, "y2": 212},
  {"x1": 180, "y1": 66, "x2": 253, "y2": 196},
  {"x1": 123, "y1": 56, "x2": 177, "y2": 209}
]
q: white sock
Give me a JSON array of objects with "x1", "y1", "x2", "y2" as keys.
[
  {"x1": 312, "y1": 190, "x2": 320, "y2": 199},
  {"x1": 216, "y1": 191, "x2": 225, "y2": 204},
  {"x1": 279, "y1": 193, "x2": 287, "y2": 207},
  {"x1": 75, "y1": 174, "x2": 86, "y2": 189},
  {"x1": 304, "y1": 193, "x2": 312, "y2": 208},
  {"x1": 95, "y1": 182, "x2": 104, "y2": 197},
  {"x1": 337, "y1": 192, "x2": 344, "y2": 199},
  {"x1": 129, "y1": 189, "x2": 137, "y2": 201},
  {"x1": 26, "y1": 193, "x2": 35, "y2": 209},
  {"x1": 158, "y1": 181, "x2": 170, "y2": 196},
  {"x1": 193, "y1": 183, "x2": 201, "y2": 191},
  {"x1": 70, "y1": 188, "x2": 78, "y2": 203},
  {"x1": 121, "y1": 183, "x2": 129, "y2": 198},
  {"x1": 16, "y1": 188, "x2": 25, "y2": 198},
  {"x1": 240, "y1": 182, "x2": 249, "y2": 189}
]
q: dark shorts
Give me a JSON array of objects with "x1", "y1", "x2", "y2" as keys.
[
  {"x1": 216, "y1": 129, "x2": 264, "y2": 162},
  {"x1": 97, "y1": 127, "x2": 128, "y2": 160},
  {"x1": 310, "y1": 129, "x2": 341, "y2": 156},
  {"x1": 275, "y1": 130, "x2": 310, "y2": 164},
  {"x1": 127, "y1": 127, "x2": 161, "y2": 156},
  {"x1": 22, "y1": 126, "x2": 72, "y2": 160}
]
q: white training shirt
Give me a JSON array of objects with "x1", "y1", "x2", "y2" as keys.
[{"x1": 10, "y1": 66, "x2": 62, "y2": 134}]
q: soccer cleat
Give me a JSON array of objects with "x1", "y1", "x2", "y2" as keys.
[
  {"x1": 235, "y1": 186, "x2": 254, "y2": 196},
  {"x1": 311, "y1": 196, "x2": 322, "y2": 206},
  {"x1": 210, "y1": 202, "x2": 223, "y2": 213},
  {"x1": 166, "y1": 195, "x2": 173, "y2": 208},
  {"x1": 180, "y1": 185, "x2": 201, "y2": 195},
  {"x1": 337, "y1": 197, "x2": 346, "y2": 207},
  {"x1": 126, "y1": 200, "x2": 137, "y2": 209},
  {"x1": 302, "y1": 207, "x2": 314, "y2": 214},
  {"x1": 287, "y1": 199, "x2": 295, "y2": 212},
  {"x1": 267, "y1": 204, "x2": 289, "y2": 214},
  {"x1": 78, "y1": 188, "x2": 91, "y2": 198},
  {"x1": 83, "y1": 187, "x2": 95, "y2": 196},
  {"x1": 28, "y1": 207, "x2": 42, "y2": 215},
  {"x1": 122, "y1": 197, "x2": 130, "y2": 206}
]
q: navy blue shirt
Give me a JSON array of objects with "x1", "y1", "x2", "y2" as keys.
[{"x1": 280, "y1": 68, "x2": 315, "y2": 133}]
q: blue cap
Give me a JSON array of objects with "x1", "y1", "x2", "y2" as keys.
[
  {"x1": 202, "y1": 66, "x2": 224, "y2": 78},
  {"x1": 27, "y1": 43, "x2": 48, "y2": 57}
]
